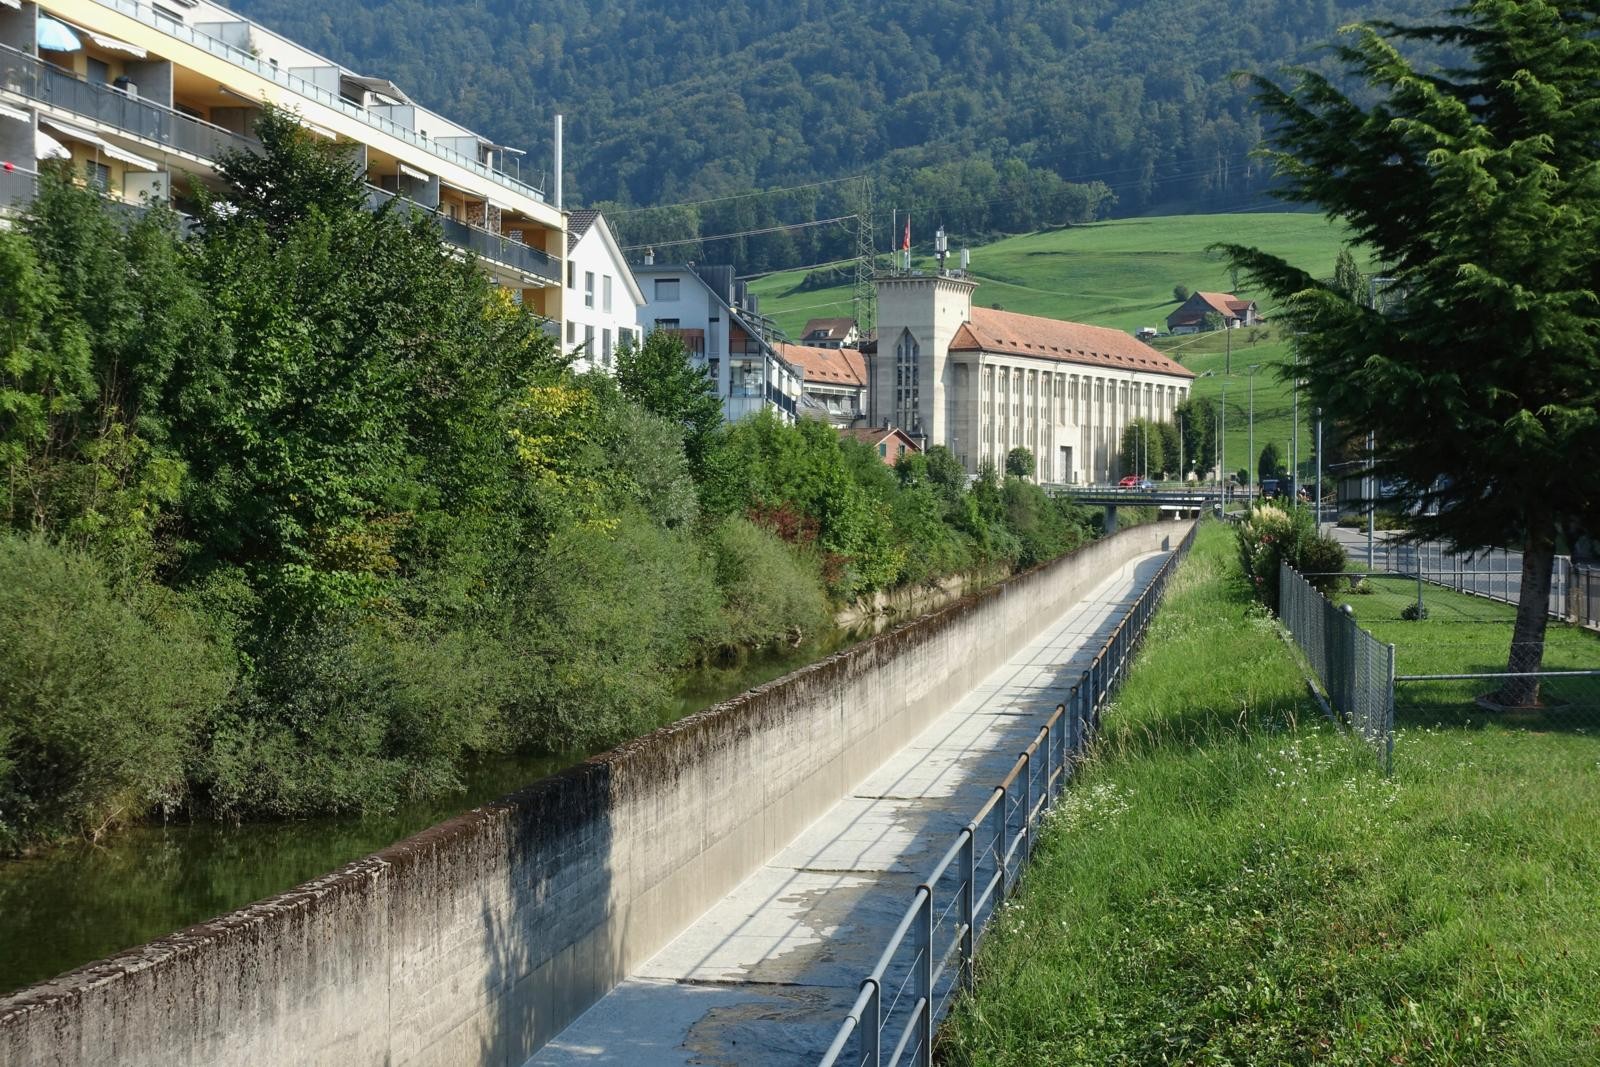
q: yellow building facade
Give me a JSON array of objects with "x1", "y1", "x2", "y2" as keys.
[{"x1": 0, "y1": 0, "x2": 564, "y2": 320}]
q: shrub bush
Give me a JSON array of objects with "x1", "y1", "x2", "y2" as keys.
[
  {"x1": 1236, "y1": 503, "x2": 1348, "y2": 609},
  {"x1": 709, "y1": 515, "x2": 830, "y2": 648},
  {"x1": 0, "y1": 536, "x2": 233, "y2": 852}
]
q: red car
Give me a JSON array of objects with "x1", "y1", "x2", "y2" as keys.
[{"x1": 1118, "y1": 474, "x2": 1141, "y2": 487}]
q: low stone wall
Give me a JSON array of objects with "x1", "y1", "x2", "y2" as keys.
[{"x1": 0, "y1": 523, "x2": 1185, "y2": 1067}]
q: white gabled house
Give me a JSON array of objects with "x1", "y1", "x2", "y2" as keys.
[
  {"x1": 562, "y1": 210, "x2": 644, "y2": 372},
  {"x1": 633, "y1": 261, "x2": 803, "y2": 424}
]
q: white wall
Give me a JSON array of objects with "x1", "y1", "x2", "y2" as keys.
[
  {"x1": 563, "y1": 226, "x2": 642, "y2": 374},
  {"x1": 635, "y1": 268, "x2": 800, "y2": 424}
]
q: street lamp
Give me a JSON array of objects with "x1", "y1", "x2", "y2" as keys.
[{"x1": 1247, "y1": 363, "x2": 1260, "y2": 498}]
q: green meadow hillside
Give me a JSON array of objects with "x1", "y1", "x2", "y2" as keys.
[
  {"x1": 749, "y1": 212, "x2": 1350, "y2": 336},
  {"x1": 752, "y1": 212, "x2": 1350, "y2": 482}
]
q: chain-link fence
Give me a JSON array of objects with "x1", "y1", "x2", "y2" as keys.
[
  {"x1": 1393, "y1": 670, "x2": 1600, "y2": 730},
  {"x1": 1351, "y1": 536, "x2": 1598, "y2": 630},
  {"x1": 1277, "y1": 563, "x2": 1395, "y2": 771}
]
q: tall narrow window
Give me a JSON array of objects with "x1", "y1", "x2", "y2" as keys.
[
  {"x1": 894, "y1": 329, "x2": 920, "y2": 432},
  {"x1": 584, "y1": 271, "x2": 595, "y2": 309},
  {"x1": 602, "y1": 275, "x2": 613, "y2": 313}
]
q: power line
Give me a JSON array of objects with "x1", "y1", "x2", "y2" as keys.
[
  {"x1": 736, "y1": 255, "x2": 858, "y2": 280},
  {"x1": 621, "y1": 214, "x2": 857, "y2": 251},
  {"x1": 606, "y1": 174, "x2": 865, "y2": 218}
]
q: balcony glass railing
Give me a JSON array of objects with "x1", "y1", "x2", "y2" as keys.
[
  {"x1": 1, "y1": 43, "x2": 256, "y2": 162},
  {"x1": 89, "y1": 0, "x2": 548, "y2": 205},
  {"x1": 365, "y1": 185, "x2": 559, "y2": 283}
]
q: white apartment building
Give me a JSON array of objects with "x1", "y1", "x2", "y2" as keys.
[
  {"x1": 562, "y1": 210, "x2": 643, "y2": 372},
  {"x1": 1, "y1": 0, "x2": 566, "y2": 321},
  {"x1": 872, "y1": 272, "x2": 1195, "y2": 483},
  {"x1": 634, "y1": 262, "x2": 803, "y2": 424}
]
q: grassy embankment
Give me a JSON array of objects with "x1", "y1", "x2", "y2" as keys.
[
  {"x1": 939, "y1": 521, "x2": 1600, "y2": 1065},
  {"x1": 749, "y1": 212, "x2": 1351, "y2": 337},
  {"x1": 749, "y1": 213, "x2": 1344, "y2": 482}
]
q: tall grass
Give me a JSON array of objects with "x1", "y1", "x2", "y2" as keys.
[{"x1": 939, "y1": 522, "x2": 1600, "y2": 1065}]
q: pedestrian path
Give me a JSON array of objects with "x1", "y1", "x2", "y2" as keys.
[{"x1": 532, "y1": 549, "x2": 1174, "y2": 1066}]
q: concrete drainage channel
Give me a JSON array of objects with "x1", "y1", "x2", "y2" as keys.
[
  {"x1": 0, "y1": 522, "x2": 1189, "y2": 1067},
  {"x1": 819, "y1": 522, "x2": 1196, "y2": 1067}
]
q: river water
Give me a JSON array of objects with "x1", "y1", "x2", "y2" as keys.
[{"x1": 0, "y1": 627, "x2": 865, "y2": 995}]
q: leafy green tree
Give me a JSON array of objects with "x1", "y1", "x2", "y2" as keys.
[
  {"x1": 1005, "y1": 446, "x2": 1036, "y2": 479},
  {"x1": 1155, "y1": 421, "x2": 1181, "y2": 479},
  {"x1": 1173, "y1": 284, "x2": 1191, "y2": 302},
  {"x1": 1258, "y1": 442, "x2": 1283, "y2": 486},
  {"x1": 1202, "y1": 310, "x2": 1225, "y2": 332},
  {"x1": 1332, "y1": 247, "x2": 1365, "y2": 303},
  {"x1": 1222, "y1": 0, "x2": 1600, "y2": 701},
  {"x1": 1118, "y1": 419, "x2": 1168, "y2": 480},
  {"x1": 615, "y1": 328, "x2": 724, "y2": 476},
  {"x1": 1175, "y1": 397, "x2": 1217, "y2": 479}
]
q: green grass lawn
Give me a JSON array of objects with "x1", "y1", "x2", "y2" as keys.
[
  {"x1": 1338, "y1": 572, "x2": 1600, "y2": 731},
  {"x1": 748, "y1": 212, "x2": 1352, "y2": 339},
  {"x1": 938, "y1": 522, "x2": 1600, "y2": 1065}
]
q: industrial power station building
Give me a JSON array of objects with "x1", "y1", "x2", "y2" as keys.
[{"x1": 871, "y1": 271, "x2": 1195, "y2": 484}]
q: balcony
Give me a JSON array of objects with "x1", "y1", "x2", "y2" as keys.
[
  {"x1": 365, "y1": 185, "x2": 559, "y2": 284},
  {"x1": 1, "y1": 44, "x2": 257, "y2": 163},
  {"x1": 88, "y1": 0, "x2": 548, "y2": 206}
]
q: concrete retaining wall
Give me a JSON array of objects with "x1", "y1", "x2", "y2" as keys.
[{"x1": 0, "y1": 523, "x2": 1184, "y2": 1067}]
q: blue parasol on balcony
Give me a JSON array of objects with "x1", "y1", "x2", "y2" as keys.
[{"x1": 36, "y1": 16, "x2": 83, "y2": 52}]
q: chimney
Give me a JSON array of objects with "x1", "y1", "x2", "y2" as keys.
[
  {"x1": 553, "y1": 114, "x2": 563, "y2": 210},
  {"x1": 644, "y1": 247, "x2": 655, "y2": 265}
]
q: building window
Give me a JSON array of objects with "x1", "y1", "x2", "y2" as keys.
[
  {"x1": 654, "y1": 318, "x2": 680, "y2": 330},
  {"x1": 584, "y1": 271, "x2": 595, "y2": 309},
  {"x1": 879, "y1": 443, "x2": 887, "y2": 457},
  {"x1": 894, "y1": 329, "x2": 920, "y2": 432},
  {"x1": 603, "y1": 275, "x2": 613, "y2": 313},
  {"x1": 84, "y1": 161, "x2": 111, "y2": 192},
  {"x1": 602, "y1": 328, "x2": 612, "y2": 365},
  {"x1": 567, "y1": 261, "x2": 575, "y2": 289},
  {"x1": 566, "y1": 321, "x2": 576, "y2": 345},
  {"x1": 654, "y1": 278, "x2": 679, "y2": 301},
  {"x1": 584, "y1": 323, "x2": 594, "y2": 354}
]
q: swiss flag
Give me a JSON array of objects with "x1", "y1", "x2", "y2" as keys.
[{"x1": 902, "y1": 215, "x2": 910, "y2": 251}]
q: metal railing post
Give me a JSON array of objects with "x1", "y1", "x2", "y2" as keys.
[
  {"x1": 993, "y1": 787, "x2": 1008, "y2": 903},
  {"x1": 864, "y1": 979, "x2": 881, "y2": 1066},
  {"x1": 916, "y1": 890, "x2": 933, "y2": 1066},
  {"x1": 1021, "y1": 750, "x2": 1033, "y2": 859},
  {"x1": 960, "y1": 830, "x2": 976, "y2": 992}
]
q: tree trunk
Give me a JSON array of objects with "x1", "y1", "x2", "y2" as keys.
[{"x1": 1495, "y1": 522, "x2": 1555, "y2": 707}]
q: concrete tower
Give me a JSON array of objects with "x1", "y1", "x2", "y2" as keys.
[{"x1": 872, "y1": 272, "x2": 978, "y2": 455}]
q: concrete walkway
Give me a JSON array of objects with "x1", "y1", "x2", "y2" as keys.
[{"x1": 532, "y1": 549, "x2": 1174, "y2": 1066}]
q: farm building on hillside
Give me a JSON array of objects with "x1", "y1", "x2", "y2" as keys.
[{"x1": 1166, "y1": 291, "x2": 1259, "y2": 334}]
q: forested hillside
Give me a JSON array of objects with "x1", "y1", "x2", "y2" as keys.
[{"x1": 231, "y1": 0, "x2": 1436, "y2": 243}]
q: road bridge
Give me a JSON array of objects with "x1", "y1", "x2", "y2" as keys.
[{"x1": 1046, "y1": 484, "x2": 1224, "y2": 532}]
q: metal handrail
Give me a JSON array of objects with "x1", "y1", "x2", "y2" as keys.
[
  {"x1": 1, "y1": 42, "x2": 257, "y2": 162},
  {"x1": 88, "y1": 0, "x2": 547, "y2": 202},
  {"x1": 818, "y1": 521, "x2": 1199, "y2": 1067},
  {"x1": 365, "y1": 184, "x2": 558, "y2": 282}
]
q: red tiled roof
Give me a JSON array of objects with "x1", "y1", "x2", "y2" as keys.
[
  {"x1": 949, "y1": 307, "x2": 1195, "y2": 378},
  {"x1": 840, "y1": 426, "x2": 921, "y2": 451},
  {"x1": 778, "y1": 342, "x2": 867, "y2": 387},
  {"x1": 801, "y1": 317, "x2": 857, "y2": 341}
]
